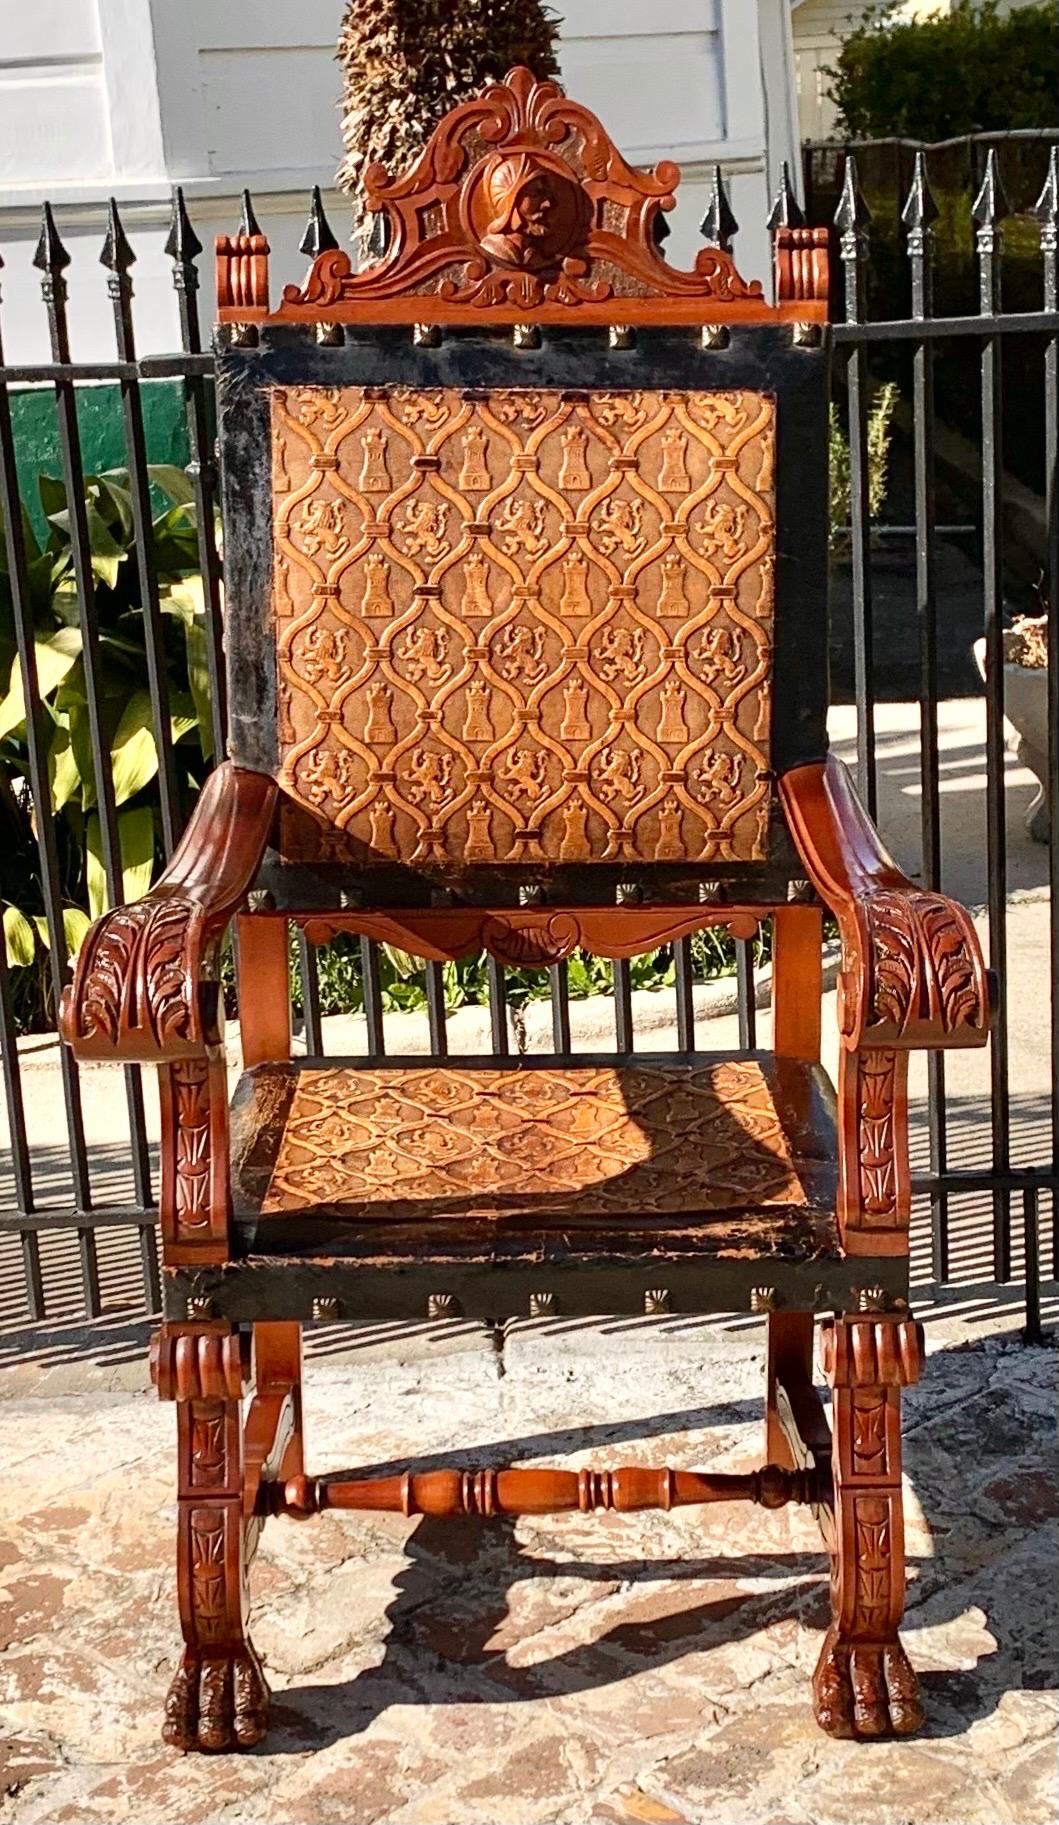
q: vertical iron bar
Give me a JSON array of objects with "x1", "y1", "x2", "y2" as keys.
[
  {"x1": 974, "y1": 154, "x2": 1012, "y2": 1282},
  {"x1": 1035, "y1": 149, "x2": 1059, "y2": 1277},
  {"x1": 0, "y1": 246, "x2": 92, "y2": 1211},
  {"x1": 673, "y1": 935, "x2": 695, "y2": 1051},
  {"x1": 903, "y1": 152, "x2": 950, "y2": 1281},
  {"x1": 166, "y1": 189, "x2": 227, "y2": 757},
  {"x1": 736, "y1": 939, "x2": 757, "y2": 1049},
  {"x1": 138, "y1": 1222, "x2": 161, "y2": 1314},
  {"x1": 101, "y1": 200, "x2": 179, "y2": 853},
  {"x1": 35, "y1": 206, "x2": 153, "y2": 1239},
  {"x1": 1022, "y1": 1188, "x2": 1042, "y2": 1347},
  {"x1": 77, "y1": 1224, "x2": 101, "y2": 1317},
  {"x1": 487, "y1": 957, "x2": 509, "y2": 1056},
  {"x1": 19, "y1": 1232, "x2": 45, "y2": 1324},
  {"x1": 613, "y1": 959, "x2": 634, "y2": 1051},
  {"x1": 296, "y1": 931, "x2": 323, "y2": 1055},
  {"x1": 0, "y1": 940, "x2": 33, "y2": 1218},
  {"x1": 360, "y1": 937, "x2": 386, "y2": 1057},
  {"x1": 425, "y1": 961, "x2": 448, "y2": 1058},
  {"x1": 836, "y1": 156, "x2": 877, "y2": 815},
  {"x1": 550, "y1": 962, "x2": 571, "y2": 1053},
  {"x1": 0, "y1": 927, "x2": 45, "y2": 1321}
]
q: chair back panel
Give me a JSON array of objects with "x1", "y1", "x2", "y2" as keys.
[
  {"x1": 215, "y1": 65, "x2": 831, "y2": 897},
  {"x1": 272, "y1": 381, "x2": 775, "y2": 869}
]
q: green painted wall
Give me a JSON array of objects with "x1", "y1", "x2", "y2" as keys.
[{"x1": 11, "y1": 380, "x2": 191, "y2": 540}]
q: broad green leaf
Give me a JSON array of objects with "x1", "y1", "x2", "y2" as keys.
[
  {"x1": 164, "y1": 578, "x2": 213, "y2": 758},
  {"x1": 48, "y1": 723, "x2": 83, "y2": 812},
  {"x1": 86, "y1": 818, "x2": 107, "y2": 920},
  {"x1": 86, "y1": 805, "x2": 155, "y2": 917},
  {"x1": 47, "y1": 502, "x2": 126, "y2": 586},
  {"x1": 162, "y1": 577, "x2": 204, "y2": 627},
  {"x1": 29, "y1": 909, "x2": 90, "y2": 956},
  {"x1": 151, "y1": 503, "x2": 199, "y2": 576},
  {"x1": 169, "y1": 692, "x2": 199, "y2": 745},
  {"x1": 110, "y1": 690, "x2": 159, "y2": 804},
  {"x1": 63, "y1": 906, "x2": 91, "y2": 958},
  {"x1": 37, "y1": 474, "x2": 66, "y2": 522},
  {"x1": 148, "y1": 464, "x2": 196, "y2": 508},
  {"x1": 94, "y1": 473, "x2": 134, "y2": 541},
  {"x1": 69, "y1": 699, "x2": 96, "y2": 809},
  {"x1": 382, "y1": 944, "x2": 419, "y2": 979},
  {"x1": 3, "y1": 904, "x2": 37, "y2": 969},
  {"x1": 0, "y1": 627, "x2": 82, "y2": 740}
]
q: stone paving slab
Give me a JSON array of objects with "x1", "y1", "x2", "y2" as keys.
[{"x1": 0, "y1": 1317, "x2": 1055, "y2": 1825}]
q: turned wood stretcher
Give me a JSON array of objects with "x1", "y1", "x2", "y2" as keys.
[{"x1": 60, "y1": 67, "x2": 993, "y2": 1753}]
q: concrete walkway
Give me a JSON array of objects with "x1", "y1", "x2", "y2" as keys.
[{"x1": 0, "y1": 1313, "x2": 1055, "y2": 1825}]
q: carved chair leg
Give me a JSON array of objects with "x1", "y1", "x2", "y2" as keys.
[
  {"x1": 153, "y1": 1327, "x2": 270, "y2": 1753},
  {"x1": 765, "y1": 1310, "x2": 814, "y2": 1470},
  {"x1": 254, "y1": 1321, "x2": 304, "y2": 1482},
  {"x1": 813, "y1": 1315, "x2": 925, "y2": 1740}
]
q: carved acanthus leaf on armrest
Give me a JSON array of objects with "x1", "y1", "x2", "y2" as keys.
[
  {"x1": 779, "y1": 757, "x2": 993, "y2": 1050},
  {"x1": 59, "y1": 764, "x2": 277, "y2": 1063}
]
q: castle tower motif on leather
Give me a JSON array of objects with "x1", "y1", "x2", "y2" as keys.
[{"x1": 271, "y1": 384, "x2": 777, "y2": 868}]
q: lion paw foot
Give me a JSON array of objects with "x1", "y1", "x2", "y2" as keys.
[
  {"x1": 163, "y1": 1646, "x2": 270, "y2": 1752},
  {"x1": 812, "y1": 1624, "x2": 923, "y2": 1739}
]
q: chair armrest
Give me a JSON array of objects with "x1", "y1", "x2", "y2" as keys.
[
  {"x1": 778, "y1": 755, "x2": 993, "y2": 1050},
  {"x1": 59, "y1": 763, "x2": 277, "y2": 1063}
]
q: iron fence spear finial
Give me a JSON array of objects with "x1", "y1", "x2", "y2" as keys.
[
  {"x1": 766, "y1": 160, "x2": 803, "y2": 234},
  {"x1": 99, "y1": 196, "x2": 135, "y2": 278},
  {"x1": 33, "y1": 201, "x2": 70, "y2": 292},
  {"x1": 165, "y1": 185, "x2": 203, "y2": 281},
  {"x1": 901, "y1": 149, "x2": 938, "y2": 249},
  {"x1": 300, "y1": 185, "x2": 339, "y2": 259},
  {"x1": 700, "y1": 164, "x2": 738, "y2": 253},
  {"x1": 239, "y1": 188, "x2": 262, "y2": 238},
  {"x1": 1033, "y1": 143, "x2": 1059, "y2": 251}
]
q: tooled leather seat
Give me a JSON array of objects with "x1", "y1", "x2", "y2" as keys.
[{"x1": 230, "y1": 1055, "x2": 838, "y2": 1265}]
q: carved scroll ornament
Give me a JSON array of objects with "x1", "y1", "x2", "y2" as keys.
[
  {"x1": 60, "y1": 765, "x2": 277, "y2": 1063},
  {"x1": 238, "y1": 66, "x2": 812, "y2": 329},
  {"x1": 778, "y1": 758, "x2": 992, "y2": 1051},
  {"x1": 295, "y1": 906, "x2": 763, "y2": 969}
]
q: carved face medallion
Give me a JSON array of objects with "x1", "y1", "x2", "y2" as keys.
[{"x1": 467, "y1": 151, "x2": 588, "y2": 271}]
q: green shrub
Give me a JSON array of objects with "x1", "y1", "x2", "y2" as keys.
[
  {"x1": 0, "y1": 466, "x2": 210, "y2": 1028},
  {"x1": 828, "y1": 381, "x2": 899, "y2": 560},
  {"x1": 829, "y1": 1, "x2": 1058, "y2": 142}
]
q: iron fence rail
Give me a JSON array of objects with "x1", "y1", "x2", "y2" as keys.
[{"x1": 1, "y1": 155, "x2": 1056, "y2": 1337}]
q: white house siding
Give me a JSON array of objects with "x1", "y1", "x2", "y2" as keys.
[{"x1": 0, "y1": 0, "x2": 798, "y2": 362}]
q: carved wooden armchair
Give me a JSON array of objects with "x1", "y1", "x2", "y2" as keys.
[{"x1": 60, "y1": 68, "x2": 992, "y2": 1753}]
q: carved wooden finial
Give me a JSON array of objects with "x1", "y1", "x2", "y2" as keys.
[
  {"x1": 216, "y1": 195, "x2": 271, "y2": 318},
  {"x1": 774, "y1": 226, "x2": 830, "y2": 308}
]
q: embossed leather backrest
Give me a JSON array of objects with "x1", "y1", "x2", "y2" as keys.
[
  {"x1": 216, "y1": 68, "x2": 830, "y2": 892},
  {"x1": 268, "y1": 381, "x2": 775, "y2": 870}
]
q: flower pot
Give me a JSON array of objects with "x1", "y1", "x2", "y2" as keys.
[{"x1": 973, "y1": 635, "x2": 1050, "y2": 842}]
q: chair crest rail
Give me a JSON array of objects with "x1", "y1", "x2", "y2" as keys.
[{"x1": 216, "y1": 65, "x2": 828, "y2": 330}]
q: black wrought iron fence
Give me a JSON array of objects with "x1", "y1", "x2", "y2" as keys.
[{"x1": 1, "y1": 158, "x2": 1056, "y2": 1339}]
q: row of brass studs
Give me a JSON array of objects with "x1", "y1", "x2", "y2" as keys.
[
  {"x1": 183, "y1": 1282, "x2": 893, "y2": 1323},
  {"x1": 225, "y1": 321, "x2": 817, "y2": 352}
]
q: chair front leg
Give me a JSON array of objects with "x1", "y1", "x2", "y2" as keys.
[
  {"x1": 152, "y1": 1327, "x2": 270, "y2": 1753},
  {"x1": 814, "y1": 1314, "x2": 924, "y2": 1739}
]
